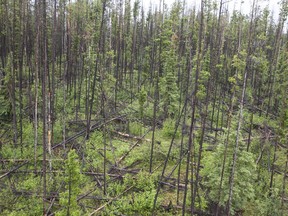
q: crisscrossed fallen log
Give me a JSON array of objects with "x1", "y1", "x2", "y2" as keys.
[
  {"x1": 53, "y1": 114, "x2": 128, "y2": 149},
  {"x1": 0, "y1": 115, "x2": 127, "y2": 181}
]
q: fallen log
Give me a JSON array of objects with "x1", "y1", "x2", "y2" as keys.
[
  {"x1": 0, "y1": 116, "x2": 127, "y2": 181},
  {"x1": 159, "y1": 181, "x2": 186, "y2": 190},
  {"x1": 52, "y1": 114, "x2": 128, "y2": 149},
  {"x1": 111, "y1": 130, "x2": 152, "y2": 142},
  {"x1": 109, "y1": 166, "x2": 141, "y2": 175},
  {"x1": 173, "y1": 205, "x2": 213, "y2": 216},
  {"x1": 88, "y1": 186, "x2": 134, "y2": 216},
  {"x1": 0, "y1": 161, "x2": 29, "y2": 180},
  {"x1": 117, "y1": 128, "x2": 152, "y2": 164}
]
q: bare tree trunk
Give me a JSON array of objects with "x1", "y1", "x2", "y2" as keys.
[
  {"x1": 41, "y1": 0, "x2": 48, "y2": 213},
  {"x1": 86, "y1": 0, "x2": 107, "y2": 139},
  {"x1": 182, "y1": 0, "x2": 204, "y2": 215},
  {"x1": 226, "y1": 69, "x2": 247, "y2": 215},
  {"x1": 281, "y1": 157, "x2": 288, "y2": 214},
  {"x1": 34, "y1": 0, "x2": 40, "y2": 176},
  {"x1": 149, "y1": 71, "x2": 159, "y2": 173},
  {"x1": 148, "y1": 5, "x2": 159, "y2": 174},
  {"x1": 11, "y1": 0, "x2": 18, "y2": 149},
  {"x1": 227, "y1": 1, "x2": 257, "y2": 213},
  {"x1": 268, "y1": 143, "x2": 277, "y2": 197}
]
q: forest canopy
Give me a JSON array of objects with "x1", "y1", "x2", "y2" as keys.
[{"x1": 0, "y1": 0, "x2": 288, "y2": 215}]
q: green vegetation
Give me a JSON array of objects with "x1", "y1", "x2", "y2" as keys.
[{"x1": 0, "y1": 0, "x2": 288, "y2": 215}]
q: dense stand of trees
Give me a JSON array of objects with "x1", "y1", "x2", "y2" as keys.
[{"x1": 0, "y1": 0, "x2": 288, "y2": 215}]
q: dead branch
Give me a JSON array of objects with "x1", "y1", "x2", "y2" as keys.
[
  {"x1": 123, "y1": 159, "x2": 142, "y2": 169},
  {"x1": 11, "y1": 189, "x2": 112, "y2": 202},
  {"x1": 159, "y1": 181, "x2": 186, "y2": 190},
  {"x1": 111, "y1": 130, "x2": 152, "y2": 142},
  {"x1": 242, "y1": 135, "x2": 276, "y2": 142},
  {"x1": 109, "y1": 166, "x2": 141, "y2": 175},
  {"x1": 88, "y1": 186, "x2": 134, "y2": 216},
  {"x1": 46, "y1": 181, "x2": 64, "y2": 214},
  {"x1": 0, "y1": 170, "x2": 123, "y2": 179},
  {"x1": 52, "y1": 114, "x2": 127, "y2": 149},
  {"x1": 0, "y1": 159, "x2": 64, "y2": 162},
  {"x1": 0, "y1": 161, "x2": 29, "y2": 180},
  {"x1": 275, "y1": 169, "x2": 288, "y2": 177},
  {"x1": 117, "y1": 128, "x2": 151, "y2": 164},
  {"x1": 160, "y1": 204, "x2": 213, "y2": 216}
]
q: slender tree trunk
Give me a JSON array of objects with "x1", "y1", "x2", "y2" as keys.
[
  {"x1": 86, "y1": 0, "x2": 107, "y2": 139},
  {"x1": 34, "y1": 0, "x2": 40, "y2": 176},
  {"x1": 11, "y1": 0, "x2": 18, "y2": 149},
  {"x1": 182, "y1": 1, "x2": 204, "y2": 214},
  {"x1": 226, "y1": 73, "x2": 247, "y2": 215},
  {"x1": 268, "y1": 143, "x2": 277, "y2": 197},
  {"x1": 41, "y1": 0, "x2": 48, "y2": 213},
  {"x1": 149, "y1": 71, "x2": 158, "y2": 173},
  {"x1": 281, "y1": 157, "x2": 288, "y2": 214}
]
